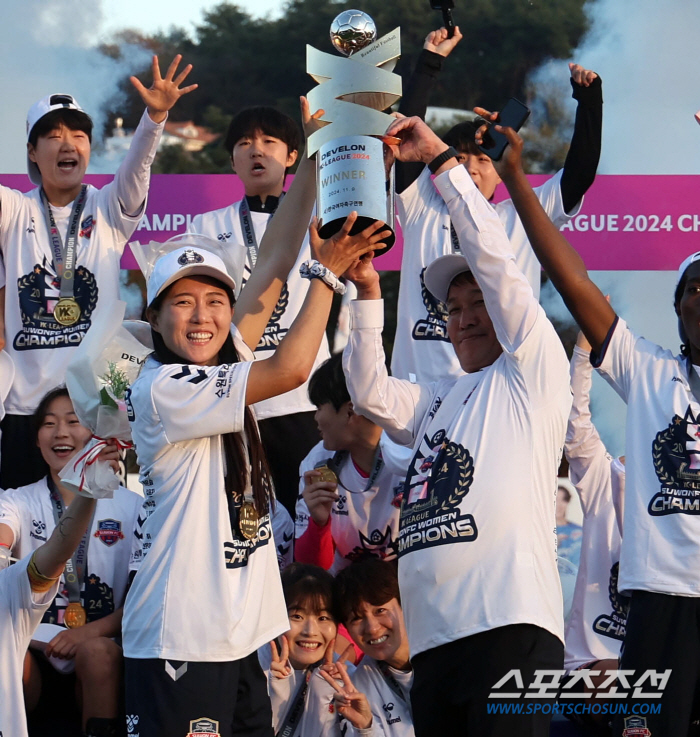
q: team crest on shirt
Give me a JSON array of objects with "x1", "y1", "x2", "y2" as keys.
[
  {"x1": 622, "y1": 716, "x2": 651, "y2": 736},
  {"x1": 397, "y1": 429, "x2": 477, "y2": 557},
  {"x1": 650, "y1": 406, "x2": 700, "y2": 515},
  {"x1": 94, "y1": 519, "x2": 125, "y2": 546},
  {"x1": 345, "y1": 525, "x2": 398, "y2": 563},
  {"x1": 592, "y1": 562, "x2": 629, "y2": 641},
  {"x1": 411, "y1": 268, "x2": 449, "y2": 343},
  {"x1": 13, "y1": 258, "x2": 98, "y2": 351},
  {"x1": 256, "y1": 282, "x2": 289, "y2": 351},
  {"x1": 79, "y1": 215, "x2": 94, "y2": 239},
  {"x1": 186, "y1": 718, "x2": 220, "y2": 736}
]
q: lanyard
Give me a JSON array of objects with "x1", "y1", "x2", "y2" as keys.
[
  {"x1": 47, "y1": 476, "x2": 90, "y2": 604},
  {"x1": 275, "y1": 663, "x2": 320, "y2": 737},
  {"x1": 377, "y1": 661, "x2": 409, "y2": 704},
  {"x1": 40, "y1": 185, "x2": 88, "y2": 300},
  {"x1": 328, "y1": 445, "x2": 384, "y2": 494},
  {"x1": 239, "y1": 193, "x2": 285, "y2": 268}
]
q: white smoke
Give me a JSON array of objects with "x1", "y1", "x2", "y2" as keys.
[
  {"x1": 533, "y1": 0, "x2": 699, "y2": 458},
  {"x1": 0, "y1": 0, "x2": 148, "y2": 175}
]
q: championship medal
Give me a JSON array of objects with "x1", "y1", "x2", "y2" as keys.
[
  {"x1": 64, "y1": 602, "x2": 87, "y2": 628},
  {"x1": 54, "y1": 297, "x2": 81, "y2": 326},
  {"x1": 315, "y1": 465, "x2": 338, "y2": 484},
  {"x1": 239, "y1": 501, "x2": 259, "y2": 540}
]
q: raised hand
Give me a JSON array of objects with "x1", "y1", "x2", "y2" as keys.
[
  {"x1": 320, "y1": 661, "x2": 373, "y2": 730},
  {"x1": 302, "y1": 469, "x2": 339, "y2": 527},
  {"x1": 320, "y1": 641, "x2": 355, "y2": 679},
  {"x1": 300, "y1": 96, "x2": 325, "y2": 141},
  {"x1": 130, "y1": 54, "x2": 198, "y2": 124},
  {"x1": 96, "y1": 438, "x2": 121, "y2": 474},
  {"x1": 309, "y1": 213, "x2": 391, "y2": 278},
  {"x1": 384, "y1": 115, "x2": 448, "y2": 166},
  {"x1": 424, "y1": 26, "x2": 463, "y2": 57},
  {"x1": 344, "y1": 253, "x2": 380, "y2": 300},
  {"x1": 473, "y1": 107, "x2": 525, "y2": 180},
  {"x1": 270, "y1": 636, "x2": 292, "y2": 679},
  {"x1": 569, "y1": 63, "x2": 598, "y2": 88}
]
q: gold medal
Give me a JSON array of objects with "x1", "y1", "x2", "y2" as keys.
[
  {"x1": 54, "y1": 297, "x2": 81, "y2": 326},
  {"x1": 64, "y1": 602, "x2": 87, "y2": 629},
  {"x1": 315, "y1": 465, "x2": 338, "y2": 484},
  {"x1": 239, "y1": 501, "x2": 259, "y2": 541}
]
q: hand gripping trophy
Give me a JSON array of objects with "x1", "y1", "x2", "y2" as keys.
[{"x1": 307, "y1": 10, "x2": 401, "y2": 254}]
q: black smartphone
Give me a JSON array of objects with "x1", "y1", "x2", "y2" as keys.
[
  {"x1": 429, "y1": 0, "x2": 455, "y2": 37},
  {"x1": 477, "y1": 98, "x2": 530, "y2": 161}
]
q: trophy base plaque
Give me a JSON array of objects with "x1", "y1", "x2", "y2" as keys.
[{"x1": 317, "y1": 134, "x2": 395, "y2": 255}]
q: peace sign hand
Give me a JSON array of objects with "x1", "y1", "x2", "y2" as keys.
[
  {"x1": 270, "y1": 635, "x2": 292, "y2": 679},
  {"x1": 320, "y1": 661, "x2": 373, "y2": 730},
  {"x1": 320, "y1": 640, "x2": 355, "y2": 680},
  {"x1": 130, "y1": 54, "x2": 198, "y2": 124}
]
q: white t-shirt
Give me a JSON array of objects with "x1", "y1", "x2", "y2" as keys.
[
  {"x1": 0, "y1": 556, "x2": 59, "y2": 737},
  {"x1": 123, "y1": 340, "x2": 287, "y2": 661},
  {"x1": 258, "y1": 646, "x2": 343, "y2": 737},
  {"x1": 563, "y1": 346, "x2": 625, "y2": 672},
  {"x1": 344, "y1": 166, "x2": 571, "y2": 658},
  {"x1": 0, "y1": 478, "x2": 140, "y2": 625},
  {"x1": 295, "y1": 440, "x2": 403, "y2": 574},
  {"x1": 595, "y1": 317, "x2": 700, "y2": 596},
  {"x1": 392, "y1": 167, "x2": 580, "y2": 383},
  {"x1": 192, "y1": 201, "x2": 330, "y2": 421},
  {"x1": 342, "y1": 657, "x2": 414, "y2": 737},
  {"x1": 0, "y1": 111, "x2": 163, "y2": 415}
]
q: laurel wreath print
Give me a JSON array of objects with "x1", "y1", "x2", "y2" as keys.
[{"x1": 432, "y1": 441, "x2": 474, "y2": 513}]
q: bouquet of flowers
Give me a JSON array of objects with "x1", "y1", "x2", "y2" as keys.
[{"x1": 60, "y1": 301, "x2": 152, "y2": 498}]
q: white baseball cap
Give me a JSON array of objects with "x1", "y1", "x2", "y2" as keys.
[
  {"x1": 677, "y1": 251, "x2": 700, "y2": 286},
  {"x1": 26, "y1": 93, "x2": 87, "y2": 185},
  {"x1": 423, "y1": 253, "x2": 472, "y2": 304},
  {"x1": 147, "y1": 246, "x2": 237, "y2": 306}
]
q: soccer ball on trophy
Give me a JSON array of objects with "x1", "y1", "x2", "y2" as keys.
[{"x1": 330, "y1": 10, "x2": 377, "y2": 56}]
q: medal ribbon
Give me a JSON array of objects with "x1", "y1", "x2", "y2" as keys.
[
  {"x1": 377, "y1": 661, "x2": 409, "y2": 704},
  {"x1": 328, "y1": 444, "x2": 384, "y2": 494},
  {"x1": 275, "y1": 662, "x2": 322, "y2": 737},
  {"x1": 40, "y1": 184, "x2": 88, "y2": 300},
  {"x1": 47, "y1": 475, "x2": 92, "y2": 605},
  {"x1": 239, "y1": 193, "x2": 285, "y2": 269}
]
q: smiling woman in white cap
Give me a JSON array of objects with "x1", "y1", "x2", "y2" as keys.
[
  {"x1": 0, "y1": 54, "x2": 196, "y2": 491},
  {"x1": 121, "y1": 131, "x2": 388, "y2": 736},
  {"x1": 483, "y1": 122, "x2": 700, "y2": 736}
]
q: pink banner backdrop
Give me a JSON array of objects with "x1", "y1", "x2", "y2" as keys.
[{"x1": 2, "y1": 173, "x2": 698, "y2": 271}]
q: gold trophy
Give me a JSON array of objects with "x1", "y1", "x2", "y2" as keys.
[{"x1": 307, "y1": 10, "x2": 401, "y2": 254}]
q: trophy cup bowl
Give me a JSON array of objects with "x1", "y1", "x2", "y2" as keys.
[{"x1": 330, "y1": 10, "x2": 377, "y2": 57}]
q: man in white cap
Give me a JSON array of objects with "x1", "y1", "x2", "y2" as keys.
[
  {"x1": 0, "y1": 54, "x2": 196, "y2": 489},
  {"x1": 342, "y1": 115, "x2": 571, "y2": 736}
]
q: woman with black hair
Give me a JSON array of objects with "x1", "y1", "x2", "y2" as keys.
[{"x1": 121, "y1": 122, "x2": 388, "y2": 735}]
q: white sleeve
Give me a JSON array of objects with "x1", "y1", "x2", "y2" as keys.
[
  {"x1": 150, "y1": 361, "x2": 252, "y2": 443},
  {"x1": 102, "y1": 110, "x2": 164, "y2": 229},
  {"x1": 592, "y1": 317, "x2": 646, "y2": 403},
  {"x1": 565, "y1": 346, "x2": 613, "y2": 516},
  {"x1": 0, "y1": 489, "x2": 23, "y2": 547},
  {"x1": 396, "y1": 166, "x2": 433, "y2": 228},
  {"x1": 342, "y1": 299, "x2": 436, "y2": 447},
  {"x1": 434, "y1": 165, "x2": 540, "y2": 353},
  {"x1": 268, "y1": 669, "x2": 295, "y2": 732}
]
